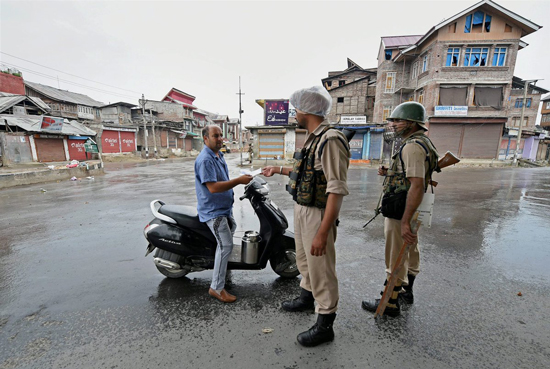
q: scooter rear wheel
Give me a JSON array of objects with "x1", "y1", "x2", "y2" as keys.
[
  {"x1": 270, "y1": 249, "x2": 299, "y2": 279},
  {"x1": 154, "y1": 249, "x2": 189, "y2": 279}
]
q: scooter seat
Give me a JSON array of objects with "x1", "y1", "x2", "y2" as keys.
[{"x1": 159, "y1": 205, "x2": 216, "y2": 243}]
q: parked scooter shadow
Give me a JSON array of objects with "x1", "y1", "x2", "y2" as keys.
[{"x1": 149, "y1": 270, "x2": 304, "y2": 316}]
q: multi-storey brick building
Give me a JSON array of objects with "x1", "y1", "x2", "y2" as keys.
[
  {"x1": 374, "y1": 0, "x2": 546, "y2": 159},
  {"x1": 25, "y1": 81, "x2": 103, "y2": 122},
  {"x1": 537, "y1": 95, "x2": 550, "y2": 161},
  {"x1": 539, "y1": 95, "x2": 550, "y2": 130},
  {"x1": 322, "y1": 58, "x2": 377, "y2": 124}
]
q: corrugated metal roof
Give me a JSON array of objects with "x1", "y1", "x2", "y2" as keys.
[
  {"x1": 0, "y1": 93, "x2": 51, "y2": 113},
  {"x1": 164, "y1": 96, "x2": 198, "y2": 109},
  {"x1": 0, "y1": 95, "x2": 26, "y2": 113},
  {"x1": 101, "y1": 101, "x2": 137, "y2": 108},
  {"x1": 382, "y1": 35, "x2": 423, "y2": 48},
  {"x1": 25, "y1": 81, "x2": 104, "y2": 107},
  {"x1": 27, "y1": 96, "x2": 51, "y2": 111},
  {"x1": 0, "y1": 114, "x2": 96, "y2": 136}
]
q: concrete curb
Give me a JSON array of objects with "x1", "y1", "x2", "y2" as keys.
[{"x1": 0, "y1": 163, "x2": 104, "y2": 189}]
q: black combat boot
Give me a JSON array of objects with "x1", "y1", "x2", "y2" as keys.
[
  {"x1": 297, "y1": 313, "x2": 336, "y2": 347},
  {"x1": 282, "y1": 288, "x2": 314, "y2": 312},
  {"x1": 399, "y1": 274, "x2": 416, "y2": 304},
  {"x1": 361, "y1": 281, "x2": 401, "y2": 317}
]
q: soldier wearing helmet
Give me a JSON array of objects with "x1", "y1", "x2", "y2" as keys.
[{"x1": 362, "y1": 101, "x2": 439, "y2": 317}]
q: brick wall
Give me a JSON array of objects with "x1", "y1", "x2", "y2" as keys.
[{"x1": 0, "y1": 73, "x2": 25, "y2": 94}]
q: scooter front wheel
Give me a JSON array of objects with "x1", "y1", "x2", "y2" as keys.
[{"x1": 270, "y1": 249, "x2": 299, "y2": 279}]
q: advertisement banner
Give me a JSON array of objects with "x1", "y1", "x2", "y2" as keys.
[
  {"x1": 434, "y1": 106, "x2": 468, "y2": 116},
  {"x1": 265, "y1": 100, "x2": 289, "y2": 126},
  {"x1": 41, "y1": 116, "x2": 64, "y2": 133}
]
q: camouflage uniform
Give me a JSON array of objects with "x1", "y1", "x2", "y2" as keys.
[
  {"x1": 291, "y1": 122, "x2": 350, "y2": 314},
  {"x1": 384, "y1": 131, "x2": 439, "y2": 285}
]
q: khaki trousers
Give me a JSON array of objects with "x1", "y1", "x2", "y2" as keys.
[
  {"x1": 384, "y1": 217, "x2": 420, "y2": 285},
  {"x1": 294, "y1": 204, "x2": 339, "y2": 314}
]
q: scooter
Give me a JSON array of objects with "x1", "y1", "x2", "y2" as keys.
[{"x1": 143, "y1": 176, "x2": 299, "y2": 279}]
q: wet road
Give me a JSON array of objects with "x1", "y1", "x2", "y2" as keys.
[{"x1": 1, "y1": 156, "x2": 549, "y2": 368}]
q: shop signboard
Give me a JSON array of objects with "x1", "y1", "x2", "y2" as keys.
[
  {"x1": 434, "y1": 106, "x2": 468, "y2": 116},
  {"x1": 265, "y1": 100, "x2": 289, "y2": 126},
  {"x1": 41, "y1": 116, "x2": 64, "y2": 133},
  {"x1": 84, "y1": 138, "x2": 99, "y2": 153}
]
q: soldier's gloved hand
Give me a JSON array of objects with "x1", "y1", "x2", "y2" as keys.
[{"x1": 378, "y1": 166, "x2": 388, "y2": 176}]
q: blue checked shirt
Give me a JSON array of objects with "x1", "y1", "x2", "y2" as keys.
[{"x1": 194, "y1": 146, "x2": 234, "y2": 222}]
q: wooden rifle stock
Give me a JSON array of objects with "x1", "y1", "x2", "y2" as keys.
[{"x1": 437, "y1": 151, "x2": 460, "y2": 170}]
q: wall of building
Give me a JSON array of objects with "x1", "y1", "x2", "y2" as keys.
[
  {"x1": 144, "y1": 100, "x2": 191, "y2": 122},
  {"x1": 0, "y1": 73, "x2": 25, "y2": 94},
  {"x1": 101, "y1": 106, "x2": 133, "y2": 125},
  {"x1": 327, "y1": 80, "x2": 375, "y2": 123}
]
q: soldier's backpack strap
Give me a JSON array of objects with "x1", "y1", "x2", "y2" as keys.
[
  {"x1": 317, "y1": 128, "x2": 350, "y2": 160},
  {"x1": 398, "y1": 137, "x2": 435, "y2": 193}
]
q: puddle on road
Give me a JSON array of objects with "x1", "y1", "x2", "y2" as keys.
[{"x1": 483, "y1": 186, "x2": 550, "y2": 283}]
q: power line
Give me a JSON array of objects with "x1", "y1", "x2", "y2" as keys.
[
  {"x1": 0, "y1": 51, "x2": 143, "y2": 94},
  {"x1": 1, "y1": 61, "x2": 139, "y2": 100}
]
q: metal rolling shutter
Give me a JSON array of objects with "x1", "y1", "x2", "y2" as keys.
[
  {"x1": 461, "y1": 124, "x2": 501, "y2": 159},
  {"x1": 119, "y1": 131, "x2": 136, "y2": 153},
  {"x1": 102, "y1": 130, "x2": 120, "y2": 153},
  {"x1": 349, "y1": 136, "x2": 363, "y2": 160},
  {"x1": 35, "y1": 138, "x2": 65, "y2": 162},
  {"x1": 185, "y1": 137, "x2": 193, "y2": 151},
  {"x1": 295, "y1": 130, "x2": 307, "y2": 150},
  {"x1": 259, "y1": 133, "x2": 284, "y2": 159},
  {"x1": 428, "y1": 124, "x2": 462, "y2": 157},
  {"x1": 369, "y1": 132, "x2": 382, "y2": 160},
  {"x1": 68, "y1": 138, "x2": 87, "y2": 161}
]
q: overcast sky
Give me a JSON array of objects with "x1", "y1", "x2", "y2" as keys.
[{"x1": 1, "y1": 0, "x2": 549, "y2": 126}]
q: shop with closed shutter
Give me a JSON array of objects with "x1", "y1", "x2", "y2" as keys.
[
  {"x1": 295, "y1": 129, "x2": 307, "y2": 150},
  {"x1": 428, "y1": 118, "x2": 505, "y2": 159},
  {"x1": 258, "y1": 130, "x2": 284, "y2": 159},
  {"x1": 119, "y1": 131, "x2": 136, "y2": 153},
  {"x1": 67, "y1": 136, "x2": 88, "y2": 161},
  {"x1": 34, "y1": 135, "x2": 66, "y2": 162},
  {"x1": 101, "y1": 127, "x2": 137, "y2": 154}
]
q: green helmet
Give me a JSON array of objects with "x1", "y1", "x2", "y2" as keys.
[{"x1": 387, "y1": 102, "x2": 427, "y2": 130}]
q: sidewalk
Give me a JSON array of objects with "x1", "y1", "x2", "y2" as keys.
[{"x1": 0, "y1": 160, "x2": 104, "y2": 189}]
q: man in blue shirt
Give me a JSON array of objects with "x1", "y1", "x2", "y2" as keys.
[{"x1": 195, "y1": 125, "x2": 252, "y2": 303}]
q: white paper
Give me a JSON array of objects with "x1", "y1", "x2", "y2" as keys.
[
  {"x1": 240, "y1": 168, "x2": 262, "y2": 177},
  {"x1": 416, "y1": 193, "x2": 435, "y2": 228}
]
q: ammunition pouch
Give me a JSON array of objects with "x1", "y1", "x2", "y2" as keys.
[{"x1": 381, "y1": 191, "x2": 407, "y2": 220}]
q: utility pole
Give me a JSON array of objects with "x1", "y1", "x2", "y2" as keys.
[
  {"x1": 150, "y1": 108, "x2": 157, "y2": 158},
  {"x1": 141, "y1": 94, "x2": 149, "y2": 159},
  {"x1": 236, "y1": 76, "x2": 245, "y2": 166},
  {"x1": 513, "y1": 79, "x2": 541, "y2": 165}
]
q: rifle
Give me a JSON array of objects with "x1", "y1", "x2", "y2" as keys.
[
  {"x1": 362, "y1": 207, "x2": 381, "y2": 228},
  {"x1": 363, "y1": 151, "x2": 459, "y2": 228},
  {"x1": 430, "y1": 151, "x2": 460, "y2": 187},
  {"x1": 374, "y1": 152, "x2": 459, "y2": 317},
  {"x1": 375, "y1": 213, "x2": 421, "y2": 318}
]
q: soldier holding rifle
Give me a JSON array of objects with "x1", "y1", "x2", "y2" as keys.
[{"x1": 362, "y1": 101, "x2": 439, "y2": 317}]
